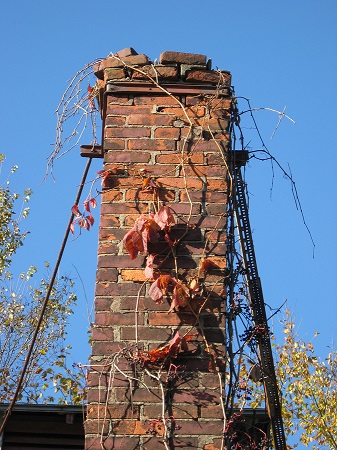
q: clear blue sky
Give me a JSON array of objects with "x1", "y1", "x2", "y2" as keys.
[{"x1": 1, "y1": 1, "x2": 336, "y2": 445}]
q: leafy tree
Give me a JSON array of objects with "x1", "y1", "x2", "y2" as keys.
[
  {"x1": 275, "y1": 312, "x2": 337, "y2": 449},
  {"x1": 0, "y1": 154, "x2": 85, "y2": 404}
]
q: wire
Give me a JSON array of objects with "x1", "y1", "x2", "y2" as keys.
[{"x1": 0, "y1": 157, "x2": 92, "y2": 435}]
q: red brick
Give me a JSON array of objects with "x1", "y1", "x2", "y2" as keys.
[
  {"x1": 87, "y1": 404, "x2": 140, "y2": 420},
  {"x1": 115, "y1": 47, "x2": 138, "y2": 58},
  {"x1": 176, "y1": 420, "x2": 224, "y2": 435},
  {"x1": 94, "y1": 297, "x2": 112, "y2": 311},
  {"x1": 100, "y1": 202, "x2": 149, "y2": 215},
  {"x1": 181, "y1": 165, "x2": 226, "y2": 178},
  {"x1": 186, "y1": 70, "x2": 231, "y2": 86},
  {"x1": 86, "y1": 436, "x2": 140, "y2": 450},
  {"x1": 104, "y1": 68, "x2": 126, "y2": 81},
  {"x1": 99, "y1": 216, "x2": 121, "y2": 228},
  {"x1": 170, "y1": 203, "x2": 200, "y2": 215},
  {"x1": 96, "y1": 268, "x2": 118, "y2": 282},
  {"x1": 156, "y1": 177, "x2": 203, "y2": 190},
  {"x1": 173, "y1": 389, "x2": 220, "y2": 405},
  {"x1": 154, "y1": 127, "x2": 180, "y2": 139},
  {"x1": 203, "y1": 443, "x2": 221, "y2": 450},
  {"x1": 84, "y1": 419, "x2": 109, "y2": 435},
  {"x1": 91, "y1": 327, "x2": 114, "y2": 341},
  {"x1": 105, "y1": 127, "x2": 151, "y2": 138},
  {"x1": 95, "y1": 312, "x2": 141, "y2": 326},
  {"x1": 87, "y1": 372, "x2": 129, "y2": 388},
  {"x1": 200, "y1": 405, "x2": 224, "y2": 419},
  {"x1": 86, "y1": 388, "x2": 107, "y2": 403},
  {"x1": 105, "y1": 151, "x2": 151, "y2": 163},
  {"x1": 132, "y1": 65, "x2": 178, "y2": 80},
  {"x1": 143, "y1": 436, "x2": 198, "y2": 450},
  {"x1": 156, "y1": 153, "x2": 204, "y2": 165},
  {"x1": 98, "y1": 242, "x2": 118, "y2": 255},
  {"x1": 104, "y1": 139, "x2": 126, "y2": 150},
  {"x1": 96, "y1": 54, "x2": 150, "y2": 71},
  {"x1": 128, "y1": 139, "x2": 176, "y2": 151},
  {"x1": 92, "y1": 341, "x2": 125, "y2": 355},
  {"x1": 206, "y1": 179, "x2": 227, "y2": 190},
  {"x1": 101, "y1": 191, "x2": 123, "y2": 204},
  {"x1": 148, "y1": 312, "x2": 197, "y2": 326},
  {"x1": 107, "y1": 94, "x2": 133, "y2": 105},
  {"x1": 107, "y1": 105, "x2": 152, "y2": 116},
  {"x1": 160, "y1": 51, "x2": 207, "y2": 65},
  {"x1": 115, "y1": 387, "x2": 162, "y2": 403},
  {"x1": 120, "y1": 326, "x2": 171, "y2": 341},
  {"x1": 95, "y1": 282, "x2": 141, "y2": 296},
  {"x1": 121, "y1": 269, "x2": 147, "y2": 282},
  {"x1": 125, "y1": 188, "x2": 175, "y2": 202},
  {"x1": 134, "y1": 95, "x2": 180, "y2": 106},
  {"x1": 105, "y1": 115, "x2": 126, "y2": 127},
  {"x1": 128, "y1": 113, "x2": 175, "y2": 126},
  {"x1": 111, "y1": 420, "x2": 149, "y2": 435}
]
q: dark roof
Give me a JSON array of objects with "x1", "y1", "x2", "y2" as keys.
[{"x1": 0, "y1": 404, "x2": 84, "y2": 450}]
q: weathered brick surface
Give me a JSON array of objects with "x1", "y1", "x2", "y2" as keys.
[
  {"x1": 160, "y1": 51, "x2": 207, "y2": 65},
  {"x1": 87, "y1": 49, "x2": 232, "y2": 450}
]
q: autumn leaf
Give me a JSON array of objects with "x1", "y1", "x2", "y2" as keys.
[
  {"x1": 83, "y1": 200, "x2": 91, "y2": 212},
  {"x1": 200, "y1": 258, "x2": 217, "y2": 273},
  {"x1": 145, "y1": 254, "x2": 156, "y2": 279},
  {"x1": 149, "y1": 274, "x2": 174, "y2": 304},
  {"x1": 87, "y1": 214, "x2": 94, "y2": 226},
  {"x1": 164, "y1": 232, "x2": 175, "y2": 247},
  {"x1": 169, "y1": 281, "x2": 189, "y2": 313},
  {"x1": 140, "y1": 332, "x2": 187, "y2": 365},
  {"x1": 71, "y1": 204, "x2": 81, "y2": 217},
  {"x1": 123, "y1": 214, "x2": 160, "y2": 259},
  {"x1": 154, "y1": 206, "x2": 175, "y2": 230},
  {"x1": 149, "y1": 278, "x2": 164, "y2": 303},
  {"x1": 123, "y1": 228, "x2": 144, "y2": 260},
  {"x1": 78, "y1": 217, "x2": 90, "y2": 231},
  {"x1": 97, "y1": 170, "x2": 111, "y2": 186},
  {"x1": 142, "y1": 177, "x2": 157, "y2": 193},
  {"x1": 89, "y1": 198, "x2": 97, "y2": 208}
]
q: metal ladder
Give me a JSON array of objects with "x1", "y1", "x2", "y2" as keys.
[{"x1": 232, "y1": 166, "x2": 287, "y2": 450}]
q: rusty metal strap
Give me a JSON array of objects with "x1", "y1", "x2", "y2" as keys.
[{"x1": 106, "y1": 82, "x2": 230, "y2": 97}]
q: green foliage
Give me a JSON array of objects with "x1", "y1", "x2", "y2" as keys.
[
  {"x1": 0, "y1": 158, "x2": 30, "y2": 276},
  {"x1": 276, "y1": 313, "x2": 337, "y2": 449},
  {"x1": 0, "y1": 154, "x2": 86, "y2": 404}
]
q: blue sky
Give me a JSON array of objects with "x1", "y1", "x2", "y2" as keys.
[{"x1": 1, "y1": 0, "x2": 336, "y2": 444}]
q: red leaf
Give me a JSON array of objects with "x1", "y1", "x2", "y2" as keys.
[
  {"x1": 145, "y1": 254, "x2": 155, "y2": 279},
  {"x1": 154, "y1": 206, "x2": 175, "y2": 230},
  {"x1": 71, "y1": 204, "x2": 81, "y2": 217},
  {"x1": 78, "y1": 217, "x2": 90, "y2": 231},
  {"x1": 164, "y1": 232, "x2": 175, "y2": 247},
  {"x1": 89, "y1": 198, "x2": 97, "y2": 208},
  {"x1": 87, "y1": 213, "x2": 94, "y2": 226},
  {"x1": 70, "y1": 222, "x2": 76, "y2": 235},
  {"x1": 149, "y1": 278, "x2": 163, "y2": 304},
  {"x1": 168, "y1": 332, "x2": 182, "y2": 353},
  {"x1": 142, "y1": 177, "x2": 157, "y2": 193},
  {"x1": 140, "y1": 332, "x2": 188, "y2": 365},
  {"x1": 123, "y1": 228, "x2": 144, "y2": 260},
  {"x1": 87, "y1": 84, "x2": 93, "y2": 93},
  {"x1": 97, "y1": 170, "x2": 111, "y2": 186},
  {"x1": 169, "y1": 282, "x2": 189, "y2": 312},
  {"x1": 200, "y1": 258, "x2": 217, "y2": 273},
  {"x1": 84, "y1": 200, "x2": 90, "y2": 212},
  {"x1": 159, "y1": 274, "x2": 173, "y2": 291}
]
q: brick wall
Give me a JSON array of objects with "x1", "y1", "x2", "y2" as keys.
[{"x1": 85, "y1": 48, "x2": 233, "y2": 450}]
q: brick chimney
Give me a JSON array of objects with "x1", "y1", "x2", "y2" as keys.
[{"x1": 85, "y1": 48, "x2": 236, "y2": 450}]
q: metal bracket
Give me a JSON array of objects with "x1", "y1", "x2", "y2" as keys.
[
  {"x1": 106, "y1": 82, "x2": 230, "y2": 97},
  {"x1": 80, "y1": 145, "x2": 103, "y2": 158}
]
